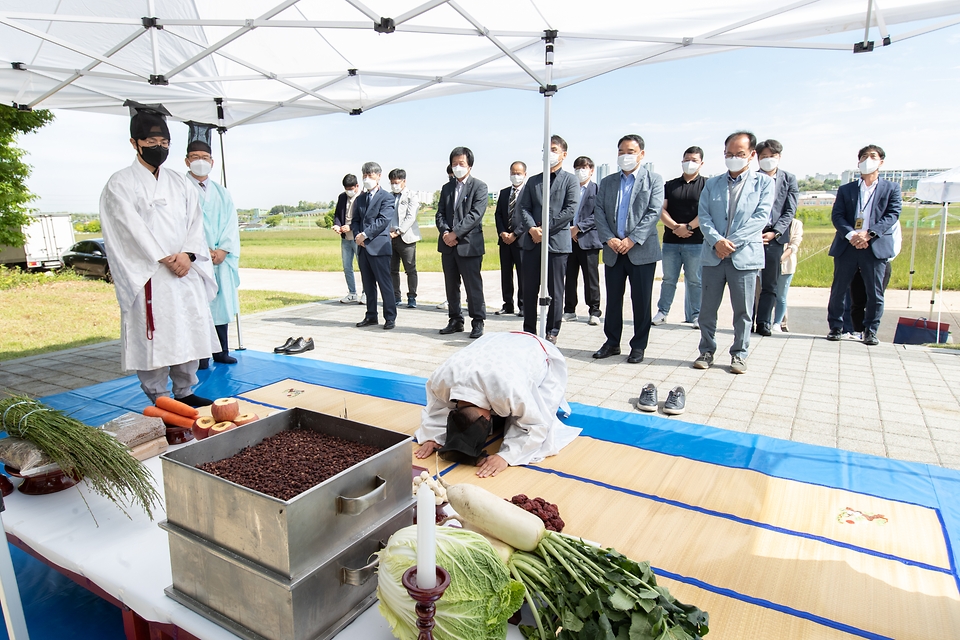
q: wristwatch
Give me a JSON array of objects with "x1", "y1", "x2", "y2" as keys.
[
  {"x1": 186, "y1": 252, "x2": 196, "y2": 262},
  {"x1": 685, "y1": 224, "x2": 694, "y2": 233}
]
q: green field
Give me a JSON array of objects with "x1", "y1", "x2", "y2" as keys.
[{"x1": 240, "y1": 205, "x2": 960, "y2": 290}]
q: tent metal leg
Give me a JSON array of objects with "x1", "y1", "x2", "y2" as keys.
[
  {"x1": 537, "y1": 32, "x2": 557, "y2": 339},
  {"x1": 929, "y1": 204, "x2": 948, "y2": 317},
  {"x1": 235, "y1": 314, "x2": 246, "y2": 351},
  {"x1": 0, "y1": 501, "x2": 30, "y2": 640},
  {"x1": 906, "y1": 201, "x2": 920, "y2": 307}
]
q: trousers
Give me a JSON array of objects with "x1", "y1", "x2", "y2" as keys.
[
  {"x1": 564, "y1": 241, "x2": 601, "y2": 317},
  {"x1": 137, "y1": 361, "x2": 199, "y2": 402},
  {"x1": 698, "y1": 259, "x2": 758, "y2": 359},
  {"x1": 390, "y1": 237, "x2": 418, "y2": 301}
]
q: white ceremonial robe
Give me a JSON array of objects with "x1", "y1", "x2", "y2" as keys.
[
  {"x1": 100, "y1": 160, "x2": 220, "y2": 372},
  {"x1": 415, "y1": 332, "x2": 581, "y2": 467},
  {"x1": 192, "y1": 176, "x2": 240, "y2": 326}
]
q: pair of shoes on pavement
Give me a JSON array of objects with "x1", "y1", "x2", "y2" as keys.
[
  {"x1": 357, "y1": 317, "x2": 396, "y2": 330},
  {"x1": 692, "y1": 352, "x2": 747, "y2": 374},
  {"x1": 593, "y1": 342, "x2": 644, "y2": 363},
  {"x1": 637, "y1": 383, "x2": 685, "y2": 415},
  {"x1": 274, "y1": 336, "x2": 314, "y2": 354}
]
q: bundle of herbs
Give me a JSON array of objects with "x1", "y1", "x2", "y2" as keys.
[{"x1": 0, "y1": 396, "x2": 162, "y2": 520}]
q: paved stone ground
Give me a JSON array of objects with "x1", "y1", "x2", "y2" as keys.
[{"x1": 2, "y1": 270, "x2": 959, "y2": 471}]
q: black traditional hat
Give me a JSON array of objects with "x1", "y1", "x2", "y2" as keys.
[
  {"x1": 185, "y1": 121, "x2": 215, "y2": 154},
  {"x1": 124, "y1": 100, "x2": 171, "y2": 140}
]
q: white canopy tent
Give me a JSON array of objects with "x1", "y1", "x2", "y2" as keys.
[
  {"x1": 3, "y1": 0, "x2": 960, "y2": 339},
  {"x1": 914, "y1": 166, "x2": 960, "y2": 337}
]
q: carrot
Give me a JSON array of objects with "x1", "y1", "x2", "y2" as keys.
[
  {"x1": 143, "y1": 406, "x2": 195, "y2": 429},
  {"x1": 155, "y1": 396, "x2": 199, "y2": 419}
]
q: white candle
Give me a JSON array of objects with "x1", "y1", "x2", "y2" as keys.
[{"x1": 416, "y1": 483, "x2": 437, "y2": 589}]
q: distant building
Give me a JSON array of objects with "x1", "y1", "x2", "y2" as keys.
[
  {"x1": 814, "y1": 172, "x2": 838, "y2": 182},
  {"x1": 642, "y1": 162, "x2": 655, "y2": 174},
  {"x1": 798, "y1": 191, "x2": 836, "y2": 207},
  {"x1": 597, "y1": 163, "x2": 613, "y2": 181},
  {"x1": 841, "y1": 170, "x2": 857, "y2": 184},
  {"x1": 877, "y1": 169, "x2": 949, "y2": 192}
]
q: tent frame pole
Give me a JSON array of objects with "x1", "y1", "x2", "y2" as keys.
[
  {"x1": 929, "y1": 204, "x2": 948, "y2": 317},
  {"x1": 906, "y1": 200, "x2": 920, "y2": 307},
  {"x1": 0, "y1": 497, "x2": 30, "y2": 640},
  {"x1": 538, "y1": 31, "x2": 557, "y2": 339},
  {"x1": 215, "y1": 97, "x2": 245, "y2": 351}
]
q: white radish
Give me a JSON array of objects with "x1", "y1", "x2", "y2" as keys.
[
  {"x1": 446, "y1": 483, "x2": 546, "y2": 552},
  {"x1": 461, "y1": 521, "x2": 516, "y2": 564}
]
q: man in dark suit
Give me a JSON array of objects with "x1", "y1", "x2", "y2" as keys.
[
  {"x1": 592, "y1": 134, "x2": 664, "y2": 364},
  {"x1": 563, "y1": 156, "x2": 602, "y2": 326},
  {"x1": 494, "y1": 161, "x2": 527, "y2": 317},
  {"x1": 353, "y1": 162, "x2": 398, "y2": 330},
  {"x1": 517, "y1": 135, "x2": 580, "y2": 343},
  {"x1": 436, "y1": 146, "x2": 488, "y2": 339},
  {"x1": 826, "y1": 144, "x2": 901, "y2": 346},
  {"x1": 754, "y1": 139, "x2": 799, "y2": 336}
]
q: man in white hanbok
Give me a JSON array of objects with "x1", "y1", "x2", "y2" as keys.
[
  {"x1": 99, "y1": 104, "x2": 220, "y2": 406},
  {"x1": 183, "y1": 127, "x2": 240, "y2": 366},
  {"x1": 414, "y1": 331, "x2": 581, "y2": 478}
]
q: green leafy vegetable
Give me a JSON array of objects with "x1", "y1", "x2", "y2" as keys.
[
  {"x1": 377, "y1": 525, "x2": 525, "y2": 640},
  {"x1": 509, "y1": 533, "x2": 709, "y2": 640}
]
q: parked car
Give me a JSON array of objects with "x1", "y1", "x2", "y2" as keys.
[{"x1": 63, "y1": 239, "x2": 111, "y2": 282}]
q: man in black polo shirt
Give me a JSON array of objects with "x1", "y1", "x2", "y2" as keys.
[{"x1": 653, "y1": 146, "x2": 706, "y2": 329}]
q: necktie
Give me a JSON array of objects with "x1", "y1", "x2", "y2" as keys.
[
  {"x1": 508, "y1": 187, "x2": 518, "y2": 231},
  {"x1": 199, "y1": 181, "x2": 206, "y2": 191}
]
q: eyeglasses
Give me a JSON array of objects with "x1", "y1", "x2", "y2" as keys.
[
  {"x1": 141, "y1": 139, "x2": 170, "y2": 149},
  {"x1": 187, "y1": 154, "x2": 212, "y2": 162},
  {"x1": 723, "y1": 152, "x2": 750, "y2": 159}
]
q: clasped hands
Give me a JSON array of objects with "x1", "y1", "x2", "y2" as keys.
[
  {"x1": 713, "y1": 238, "x2": 736, "y2": 260},
  {"x1": 849, "y1": 230, "x2": 871, "y2": 249},
  {"x1": 442, "y1": 231, "x2": 459, "y2": 247},
  {"x1": 160, "y1": 252, "x2": 191, "y2": 277},
  {"x1": 606, "y1": 237, "x2": 635, "y2": 254},
  {"x1": 209, "y1": 248, "x2": 228, "y2": 265}
]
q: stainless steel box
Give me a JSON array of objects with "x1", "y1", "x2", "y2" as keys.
[
  {"x1": 162, "y1": 507, "x2": 413, "y2": 640},
  {"x1": 161, "y1": 408, "x2": 414, "y2": 579}
]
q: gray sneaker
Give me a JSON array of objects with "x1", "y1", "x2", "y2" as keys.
[
  {"x1": 562, "y1": 312, "x2": 578, "y2": 322},
  {"x1": 693, "y1": 352, "x2": 713, "y2": 369},
  {"x1": 437, "y1": 300, "x2": 448, "y2": 310},
  {"x1": 340, "y1": 293, "x2": 358, "y2": 304},
  {"x1": 730, "y1": 356, "x2": 747, "y2": 374},
  {"x1": 663, "y1": 386, "x2": 686, "y2": 415},
  {"x1": 637, "y1": 383, "x2": 658, "y2": 412},
  {"x1": 587, "y1": 314, "x2": 601, "y2": 326}
]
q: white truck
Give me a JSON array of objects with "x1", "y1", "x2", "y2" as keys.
[{"x1": 0, "y1": 214, "x2": 76, "y2": 270}]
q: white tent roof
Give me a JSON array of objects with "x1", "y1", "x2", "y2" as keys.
[
  {"x1": 3, "y1": 0, "x2": 960, "y2": 128},
  {"x1": 917, "y1": 166, "x2": 960, "y2": 203}
]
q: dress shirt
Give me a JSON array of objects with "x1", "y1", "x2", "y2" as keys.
[
  {"x1": 574, "y1": 184, "x2": 586, "y2": 227},
  {"x1": 617, "y1": 171, "x2": 636, "y2": 239},
  {"x1": 726, "y1": 171, "x2": 746, "y2": 237},
  {"x1": 855, "y1": 178, "x2": 878, "y2": 235},
  {"x1": 766, "y1": 170, "x2": 779, "y2": 224}
]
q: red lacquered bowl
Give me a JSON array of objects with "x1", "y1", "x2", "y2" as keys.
[
  {"x1": 4, "y1": 464, "x2": 81, "y2": 495},
  {"x1": 165, "y1": 426, "x2": 195, "y2": 445}
]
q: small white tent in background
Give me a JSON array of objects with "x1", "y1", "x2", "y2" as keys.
[{"x1": 915, "y1": 166, "x2": 960, "y2": 334}]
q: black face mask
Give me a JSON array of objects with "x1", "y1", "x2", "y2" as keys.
[{"x1": 139, "y1": 144, "x2": 169, "y2": 169}]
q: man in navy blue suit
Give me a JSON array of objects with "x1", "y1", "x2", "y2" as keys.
[
  {"x1": 353, "y1": 162, "x2": 398, "y2": 330},
  {"x1": 826, "y1": 145, "x2": 901, "y2": 345}
]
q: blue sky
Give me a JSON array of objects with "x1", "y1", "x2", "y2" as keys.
[{"x1": 22, "y1": 22, "x2": 960, "y2": 213}]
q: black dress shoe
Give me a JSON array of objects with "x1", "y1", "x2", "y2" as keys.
[
  {"x1": 383, "y1": 320, "x2": 396, "y2": 330},
  {"x1": 198, "y1": 358, "x2": 210, "y2": 370},
  {"x1": 212, "y1": 352, "x2": 238, "y2": 364},
  {"x1": 285, "y1": 337, "x2": 315, "y2": 354},
  {"x1": 176, "y1": 394, "x2": 212, "y2": 408},
  {"x1": 469, "y1": 321, "x2": 484, "y2": 339},
  {"x1": 627, "y1": 348, "x2": 645, "y2": 364},
  {"x1": 439, "y1": 319, "x2": 464, "y2": 335},
  {"x1": 494, "y1": 306, "x2": 513, "y2": 316},
  {"x1": 593, "y1": 343, "x2": 621, "y2": 359},
  {"x1": 756, "y1": 323, "x2": 772, "y2": 337},
  {"x1": 517, "y1": 309, "x2": 524, "y2": 317},
  {"x1": 862, "y1": 331, "x2": 879, "y2": 346},
  {"x1": 826, "y1": 329, "x2": 842, "y2": 341},
  {"x1": 356, "y1": 317, "x2": 378, "y2": 327},
  {"x1": 274, "y1": 337, "x2": 297, "y2": 353}
]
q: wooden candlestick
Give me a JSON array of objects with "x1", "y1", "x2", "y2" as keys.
[{"x1": 402, "y1": 566, "x2": 451, "y2": 640}]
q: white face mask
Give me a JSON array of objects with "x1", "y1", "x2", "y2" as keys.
[
  {"x1": 345, "y1": 188, "x2": 359, "y2": 197},
  {"x1": 725, "y1": 156, "x2": 750, "y2": 173},
  {"x1": 390, "y1": 182, "x2": 403, "y2": 194},
  {"x1": 617, "y1": 154, "x2": 639, "y2": 172},
  {"x1": 189, "y1": 159, "x2": 212, "y2": 177},
  {"x1": 681, "y1": 161, "x2": 700, "y2": 176},
  {"x1": 576, "y1": 168, "x2": 592, "y2": 183},
  {"x1": 758, "y1": 157, "x2": 779, "y2": 172},
  {"x1": 548, "y1": 151, "x2": 562, "y2": 168},
  {"x1": 452, "y1": 165, "x2": 470, "y2": 179},
  {"x1": 509, "y1": 174, "x2": 525, "y2": 187},
  {"x1": 858, "y1": 157, "x2": 881, "y2": 175},
  {"x1": 362, "y1": 176, "x2": 378, "y2": 191}
]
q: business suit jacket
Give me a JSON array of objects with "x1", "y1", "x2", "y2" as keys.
[
  {"x1": 352, "y1": 187, "x2": 395, "y2": 257},
  {"x1": 698, "y1": 170, "x2": 774, "y2": 271},
  {"x1": 494, "y1": 184, "x2": 524, "y2": 244},
  {"x1": 766, "y1": 169, "x2": 799, "y2": 244},
  {"x1": 392, "y1": 188, "x2": 421, "y2": 244},
  {"x1": 333, "y1": 191, "x2": 350, "y2": 228},
  {"x1": 436, "y1": 175, "x2": 488, "y2": 257},
  {"x1": 594, "y1": 168, "x2": 664, "y2": 266},
  {"x1": 829, "y1": 179, "x2": 901, "y2": 261},
  {"x1": 517, "y1": 169, "x2": 580, "y2": 253},
  {"x1": 572, "y1": 180, "x2": 601, "y2": 251}
]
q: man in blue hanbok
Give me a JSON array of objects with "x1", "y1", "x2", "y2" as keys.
[{"x1": 184, "y1": 123, "x2": 240, "y2": 366}]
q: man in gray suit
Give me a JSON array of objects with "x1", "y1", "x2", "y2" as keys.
[
  {"x1": 517, "y1": 135, "x2": 580, "y2": 342},
  {"x1": 754, "y1": 139, "x2": 799, "y2": 336},
  {"x1": 436, "y1": 146, "x2": 488, "y2": 339},
  {"x1": 592, "y1": 134, "x2": 664, "y2": 364},
  {"x1": 564, "y1": 156, "x2": 602, "y2": 325},
  {"x1": 695, "y1": 131, "x2": 774, "y2": 374}
]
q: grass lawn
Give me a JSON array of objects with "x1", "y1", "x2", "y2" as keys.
[{"x1": 0, "y1": 268, "x2": 322, "y2": 362}]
